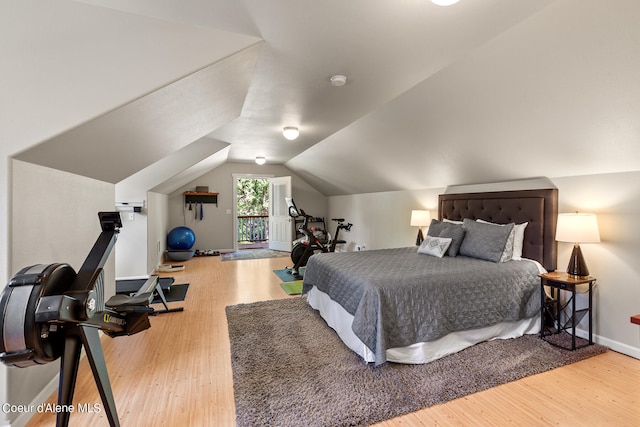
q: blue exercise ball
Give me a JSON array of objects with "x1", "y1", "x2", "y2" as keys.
[{"x1": 167, "y1": 226, "x2": 196, "y2": 250}]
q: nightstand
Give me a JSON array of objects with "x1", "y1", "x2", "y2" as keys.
[{"x1": 540, "y1": 272, "x2": 596, "y2": 350}]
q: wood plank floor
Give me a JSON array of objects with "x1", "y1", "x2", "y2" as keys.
[{"x1": 26, "y1": 255, "x2": 640, "y2": 426}]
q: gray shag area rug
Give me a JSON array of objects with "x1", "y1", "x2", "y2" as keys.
[{"x1": 226, "y1": 297, "x2": 607, "y2": 427}]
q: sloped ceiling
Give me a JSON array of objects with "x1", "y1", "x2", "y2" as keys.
[
  {"x1": 6, "y1": 0, "x2": 640, "y2": 196},
  {"x1": 15, "y1": 43, "x2": 261, "y2": 183},
  {"x1": 287, "y1": 0, "x2": 640, "y2": 195},
  {"x1": 149, "y1": 144, "x2": 231, "y2": 195},
  {"x1": 117, "y1": 137, "x2": 230, "y2": 199},
  {"x1": 4, "y1": 0, "x2": 260, "y2": 183}
]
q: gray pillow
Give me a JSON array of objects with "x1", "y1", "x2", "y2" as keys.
[
  {"x1": 427, "y1": 219, "x2": 465, "y2": 256},
  {"x1": 459, "y1": 218, "x2": 514, "y2": 263}
]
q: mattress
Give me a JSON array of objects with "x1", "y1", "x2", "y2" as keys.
[
  {"x1": 302, "y1": 247, "x2": 546, "y2": 365},
  {"x1": 306, "y1": 286, "x2": 540, "y2": 364}
]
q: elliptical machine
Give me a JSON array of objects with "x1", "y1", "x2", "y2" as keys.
[{"x1": 286, "y1": 198, "x2": 352, "y2": 279}]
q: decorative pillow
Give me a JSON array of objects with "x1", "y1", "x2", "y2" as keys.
[
  {"x1": 426, "y1": 219, "x2": 465, "y2": 256},
  {"x1": 477, "y1": 219, "x2": 528, "y2": 261},
  {"x1": 476, "y1": 219, "x2": 514, "y2": 262},
  {"x1": 460, "y1": 218, "x2": 514, "y2": 263},
  {"x1": 443, "y1": 218, "x2": 463, "y2": 224},
  {"x1": 417, "y1": 236, "x2": 452, "y2": 258},
  {"x1": 437, "y1": 226, "x2": 466, "y2": 257},
  {"x1": 511, "y1": 222, "x2": 528, "y2": 260}
]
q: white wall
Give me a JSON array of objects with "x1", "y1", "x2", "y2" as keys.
[
  {"x1": 147, "y1": 192, "x2": 169, "y2": 273},
  {"x1": 552, "y1": 172, "x2": 640, "y2": 357},
  {"x1": 0, "y1": 158, "x2": 11, "y2": 426},
  {"x1": 328, "y1": 188, "x2": 444, "y2": 251},
  {"x1": 113, "y1": 209, "x2": 148, "y2": 279},
  {"x1": 168, "y1": 162, "x2": 327, "y2": 252},
  {"x1": 114, "y1": 182, "x2": 149, "y2": 279},
  {"x1": 6, "y1": 160, "x2": 115, "y2": 427},
  {"x1": 328, "y1": 173, "x2": 640, "y2": 360}
]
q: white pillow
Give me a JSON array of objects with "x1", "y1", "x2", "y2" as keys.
[
  {"x1": 476, "y1": 219, "x2": 528, "y2": 261},
  {"x1": 443, "y1": 218, "x2": 463, "y2": 224},
  {"x1": 511, "y1": 222, "x2": 528, "y2": 260},
  {"x1": 417, "y1": 236, "x2": 452, "y2": 258}
]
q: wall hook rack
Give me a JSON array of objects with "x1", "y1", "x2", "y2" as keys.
[{"x1": 183, "y1": 191, "x2": 218, "y2": 206}]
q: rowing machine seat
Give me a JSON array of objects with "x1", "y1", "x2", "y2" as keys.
[{"x1": 105, "y1": 293, "x2": 153, "y2": 310}]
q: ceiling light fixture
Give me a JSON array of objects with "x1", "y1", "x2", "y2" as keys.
[
  {"x1": 431, "y1": 0, "x2": 460, "y2": 6},
  {"x1": 255, "y1": 156, "x2": 266, "y2": 165},
  {"x1": 330, "y1": 75, "x2": 347, "y2": 87},
  {"x1": 283, "y1": 126, "x2": 299, "y2": 140}
]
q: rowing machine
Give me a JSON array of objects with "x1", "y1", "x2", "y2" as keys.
[{"x1": 0, "y1": 212, "x2": 155, "y2": 427}]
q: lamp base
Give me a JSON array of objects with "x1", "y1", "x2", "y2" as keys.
[
  {"x1": 566, "y1": 243, "x2": 590, "y2": 278},
  {"x1": 416, "y1": 229, "x2": 424, "y2": 246}
]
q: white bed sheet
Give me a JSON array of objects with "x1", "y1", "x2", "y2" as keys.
[{"x1": 306, "y1": 285, "x2": 541, "y2": 365}]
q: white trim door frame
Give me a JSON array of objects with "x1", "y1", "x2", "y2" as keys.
[
  {"x1": 268, "y1": 176, "x2": 292, "y2": 252},
  {"x1": 232, "y1": 173, "x2": 274, "y2": 252}
]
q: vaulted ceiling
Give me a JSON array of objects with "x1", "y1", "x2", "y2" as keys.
[{"x1": 6, "y1": 0, "x2": 640, "y2": 196}]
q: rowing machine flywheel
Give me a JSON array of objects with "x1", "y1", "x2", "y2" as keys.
[{"x1": 0, "y1": 263, "x2": 77, "y2": 367}]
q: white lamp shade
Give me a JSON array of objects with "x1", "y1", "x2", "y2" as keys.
[
  {"x1": 410, "y1": 210, "x2": 431, "y2": 227},
  {"x1": 255, "y1": 156, "x2": 266, "y2": 165},
  {"x1": 555, "y1": 213, "x2": 600, "y2": 243},
  {"x1": 282, "y1": 126, "x2": 299, "y2": 140}
]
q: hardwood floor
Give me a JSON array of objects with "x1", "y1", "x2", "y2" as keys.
[{"x1": 26, "y1": 256, "x2": 640, "y2": 426}]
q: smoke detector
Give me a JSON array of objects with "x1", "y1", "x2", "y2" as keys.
[{"x1": 330, "y1": 75, "x2": 347, "y2": 87}]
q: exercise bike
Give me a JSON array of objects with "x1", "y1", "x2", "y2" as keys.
[{"x1": 285, "y1": 198, "x2": 352, "y2": 279}]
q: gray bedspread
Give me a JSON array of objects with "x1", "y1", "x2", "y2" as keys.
[{"x1": 302, "y1": 247, "x2": 542, "y2": 365}]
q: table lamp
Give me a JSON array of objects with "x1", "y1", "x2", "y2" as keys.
[
  {"x1": 555, "y1": 212, "x2": 600, "y2": 277},
  {"x1": 410, "y1": 210, "x2": 431, "y2": 246}
]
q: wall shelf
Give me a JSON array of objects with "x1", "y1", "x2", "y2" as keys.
[
  {"x1": 116, "y1": 201, "x2": 144, "y2": 213},
  {"x1": 184, "y1": 191, "x2": 219, "y2": 206}
]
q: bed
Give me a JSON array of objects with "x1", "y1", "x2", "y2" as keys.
[{"x1": 302, "y1": 189, "x2": 558, "y2": 365}]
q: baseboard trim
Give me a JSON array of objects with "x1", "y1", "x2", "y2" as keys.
[{"x1": 575, "y1": 327, "x2": 640, "y2": 360}]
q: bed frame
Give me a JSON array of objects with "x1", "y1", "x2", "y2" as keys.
[
  {"x1": 438, "y1": 188, "x2": 558, "y2": 271},
  {"x1": 303, "y1": 188, "x2": 558, "y2": 365}
]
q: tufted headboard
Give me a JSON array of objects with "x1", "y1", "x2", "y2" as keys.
[{"x1": 438, "y1": 189, "x2": 558, "y2": 271}]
